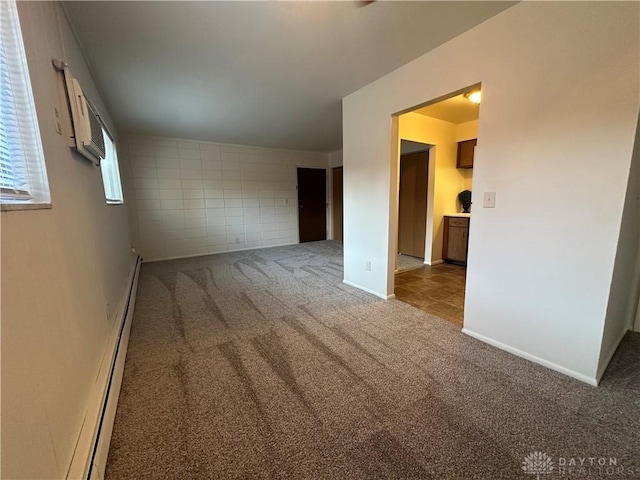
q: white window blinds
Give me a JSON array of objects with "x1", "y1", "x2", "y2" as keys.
[
  {"x1": 0, "y1": 0, "x2": 49, "y2": 205},
  {"x1": 100, "y1": 129, "x2": 123, "y2": 204}
]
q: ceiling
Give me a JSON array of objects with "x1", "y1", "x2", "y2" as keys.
[
  {"x1": 414, "y1": 93, "x2": 480, "y2": 124},
  {"x1": 62, "y1": 1, "x2": 514, "y2": 153}
]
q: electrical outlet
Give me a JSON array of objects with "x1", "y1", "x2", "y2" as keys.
[{"x1": 365, "y1": 260, "x2": 372, "y2": 272}]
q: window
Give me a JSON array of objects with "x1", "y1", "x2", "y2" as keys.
[
  {"x1": 0, "y1": 0, "x2": 50, "y2": 210},
  {"x1": 100, "y1": 129, "x2": 123, "y2": 204}
]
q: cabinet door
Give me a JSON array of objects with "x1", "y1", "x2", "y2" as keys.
[
  {"x1": 457, "y1": 139, "x2": 477, "y2": 169},
  {"x1": 447, "y1": 226, "x2": 468, "y2": 262}
]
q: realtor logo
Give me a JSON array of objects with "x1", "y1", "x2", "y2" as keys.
[{"x1": 523, "y1": 452, "x2": 554, "y2": 479}]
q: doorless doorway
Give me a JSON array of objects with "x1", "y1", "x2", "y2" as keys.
[{"x1": 392, "y1": 84, "x2": 482, "y2": 328}]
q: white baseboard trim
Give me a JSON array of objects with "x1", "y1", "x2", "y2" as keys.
[
  {"x1": 425, "y1": 259, "x2": 443, "y2": 266},
  {"x1": 143, "y1": 242, "x2": 299, "y2": 263},
  {"x1": 66, "y1": 256, "x2": 141, "y2": 480},
  {"x1": 343, "y1": 279, "x2": 395, "y2": 300},
  {"x1": 462, "y1": 327, "x2": 598, "y2": 386},
  {"x1": 596, "y1": 327, "x2": 629, "y2": 383}
]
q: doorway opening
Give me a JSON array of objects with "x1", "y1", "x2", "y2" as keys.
[
  {"x1": 397, "y1": 143, "x2": 430, "y2": 272},
  {"x1": 297, "y1": 167, "x2": 327, "y2": 243},
  {"x1": 392, "y1": 85, "x2": 481, "y2": 328}
]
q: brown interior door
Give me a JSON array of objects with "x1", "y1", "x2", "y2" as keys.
[
  {"x1": 332, "y1": 167, "x2": 343, "y2": 241},
  {"x1": 297, "y1": 168, "x2": 327, "y2": 243},
  {"x1": 398, "y1": 151, "x2": 428, "y2": 258}
]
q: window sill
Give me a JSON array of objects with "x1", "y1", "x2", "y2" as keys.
[{"x1": 1, "y1": 202, "x2": 53, "y2": 212}]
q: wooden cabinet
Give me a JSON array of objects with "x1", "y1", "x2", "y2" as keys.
[
  {"x1": 443, "y1": 216, "x2": 469, "y2": 265},
  {"x1": 457, "y1": 139, "x2": 477, "y2": 169}
]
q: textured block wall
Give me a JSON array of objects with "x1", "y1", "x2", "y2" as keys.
[{"x1": 120, "y1": 135, "x2": 328, "y2": 260}]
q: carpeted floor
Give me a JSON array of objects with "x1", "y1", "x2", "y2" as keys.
[
  {"x1": 106, "y1": 240, "x2": 640, "y2": 479},
  {"x1": 397, "y1": 253, "x2": 424, "y2": 272}
]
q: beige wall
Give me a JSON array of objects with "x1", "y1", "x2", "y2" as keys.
[
  {"x1": 398, "y1": 113, "x2": 476, "y2": 262},
  {"x1": 1, "y1": 3, "x2": 135, "y2": 478},
  {"x1": 599, "y1": 110, "x2": 640, "y2": 376},
  {"x1": 455, "y1": 120, "x2": 478, "y2": 141},
  {"x1": 329, "y1": 150, "x2": 343, "y2": 169},
  {"x1": 343, "y1": 1, "x2": 639, "y2": 383},
  {"x1": 120, "y1": 134, "x2": 329, "y2": 261}
]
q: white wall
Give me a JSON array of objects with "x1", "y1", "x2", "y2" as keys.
[
  {"x1": 1, "y1": 2, "x2": 136, "y2": 478},
  {"x1": 343, "y1": 1, "x2": 639, "y2": 383},
  {"x1": 598, "y1": 112, "x2": 640, "y2": 378},
  {"x1": 120, "y1": 135, "x2": 328, "y2": 261},
  {"x1": 329, "y1": 150, "x2": 343, "y2": 168}
]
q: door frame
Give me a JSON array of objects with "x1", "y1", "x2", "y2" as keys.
[
  {"x1": 632, "y1": 248, "x2": 640, "y2": 332},
  {"x1": 394, "y1": 142, "x2": 436, "y2": 271},
  {"x1": 634, "y1": 290, "x2": 640, "y2": 332},
  {"x1": 331, "y1": 166, "x2": 343, "y2": 242}
]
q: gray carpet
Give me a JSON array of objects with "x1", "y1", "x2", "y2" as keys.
[
  {"x1": 107, "y1": 240, "x2": 640, "y2": 479},
  {"x1": 397, "y1": 254, "x2": 425, "y2": 273}
]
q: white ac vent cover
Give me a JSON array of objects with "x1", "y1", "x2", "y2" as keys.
[{"x1": 56, "y1": 61, "x2": 106, "y2": 165}]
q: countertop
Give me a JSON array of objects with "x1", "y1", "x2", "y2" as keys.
[{"x1": 444, "y1": 213, "x2": 471, "y2": 218}]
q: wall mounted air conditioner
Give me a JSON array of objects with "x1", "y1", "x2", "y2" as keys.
[{"x1": 53, "y1": 60, "x2": 105, "y2": 165}]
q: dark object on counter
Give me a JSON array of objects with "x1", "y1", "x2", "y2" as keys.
[{"x1": 458, "y1": 190, "x2": 472, "y2": 213}]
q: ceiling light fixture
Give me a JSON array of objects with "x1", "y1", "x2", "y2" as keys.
[{"x1": 465, "y1": 91, "x2": 482, "y2": 105}]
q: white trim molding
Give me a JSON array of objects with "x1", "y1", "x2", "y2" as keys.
[
  {"x1": 425, "y1": 259, "x2": 443, "y2": 266},
  {"x1": 343, "y1": 279, "x2": 395, "y2": 300},
  {"x1": 143, "y1": 242, "x2": 299, "y2": 263},
  {"x1": 462, "y1": 327, "x2": 599, "y2": 386},
  {"x1": 66, "y1": 256, "x2": 141, "y2": 479}
]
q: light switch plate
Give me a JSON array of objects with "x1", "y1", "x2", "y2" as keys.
[{"x1": 483, "y1": 191, "x2": 496, "y2": 208}]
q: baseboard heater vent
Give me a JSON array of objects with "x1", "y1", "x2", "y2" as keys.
[
  {"x1": 90, "y1": 256, "x2": 140, "y2": 479},
  {"x1": 67, "y1": 256, "x2": 141, "y2": 480}
]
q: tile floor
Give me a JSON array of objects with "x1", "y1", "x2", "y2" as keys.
[{"x1": 394, "y1": 262, "x2": 467, "y2": 327}]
